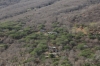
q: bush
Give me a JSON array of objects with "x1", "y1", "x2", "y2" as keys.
[
  {"x1": 23, "y1": 57, "x2": 34, "y2": 63},
  {"x1": 0, "y1": 44, "x2": 8, "y2": 49},
  {"x1": 77, "y1": 43, "x2": 86, "y2": 50},
  {"x1": 26, "y1": 33, "x2": 38, "y2": 39},
  {"x1": 56, "y1": 38, "x2": 64, "y2": 45},
  {"x1": 63, "y1": 45, "x2": 71, "y2": 50},
  {"x1": 53, "y1": 61, "x2": 59, "y2": 66},
  {"x1": 88, "y1": 34, "x2": 96, "y2": 39},
  {"x1": 61, "y1": 58, "x2": 72, "y2": 66},
  {"x1": 94, "y1": 46, "x2": 100, "y2": 50},
  {"x1": 75, "y1": 32, "x2": 84, "y2": 39},
  {"x1": 0, "y1": 22, "x2": 21, "y2": 30},
  {"x1": 10, "y1": 31, "x2": 27, "y2": 39},
  {"x1": 83, "y1": 63, "x2": 98, "y2": 66},
  {"x1": 30, "y1": 42, "x2": 47, "y2": 56},
  {"x1": 48, "y1": 34, "x2": 57, "y2": 40},
  {"x1": 69, "y1": 41, "x2": 76, "y2": 47},
  {"x1": 52, "y1": 22, "x2": 59, "y2": 28},
  {"x1": 38, "y1": 24, "x2": 45, "y2": 29},
  {"x1": 96, "y1": 34, "x2": 100, "y2": 40},
  {"x1": 80, "y1": 49, "x2": 94, "y2": 58},
  {"x1": 49, "y1": 54, "x2": 55, "y2": 58},
  {"x1": 83, "y1": 63, "x2": 91, "y2": 66}
]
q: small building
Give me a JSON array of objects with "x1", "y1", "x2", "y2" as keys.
[
  {"x1": 44, "y1": 45, "x2": 59, "y2": 58},
  {"x1": 48, "y1": 46, "x2": 58, "y2": 53},
  {"x1": 40, "y1": 29, "x2": 46, "y2": 32},
  {"x1": 47, "y1": 32, "x2": 57, "y2": 34}
]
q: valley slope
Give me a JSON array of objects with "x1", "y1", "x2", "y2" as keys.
[{"x1": 0, "y1": 0, "x2": 100, "y2": 66}]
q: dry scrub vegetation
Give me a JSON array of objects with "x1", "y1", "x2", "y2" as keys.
[
  {"x1": 0, "y1": 0, "x2": 100, "y2": 26},
  {"x1": 0, "y1": 0, "x2": 100, "y2": 66},
  {"x1": 0, "y1": 21, "x2": 100, "y2": 66}
]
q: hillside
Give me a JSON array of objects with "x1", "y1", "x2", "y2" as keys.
[
  {"x1": 0, "y1": 0, "x2": 100, "y2": 66},
  {"x1": 0, "y1": 0, "x2": 20, "y2": 8},
  {"x1": 69, "y1": 4, "x2": 100, "y2": 23},
  {"x1": 0, "y1": 0, "x2": 100, "y2": 25}
]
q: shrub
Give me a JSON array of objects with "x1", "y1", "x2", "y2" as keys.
[
  {"x1": 88, "y1": 34, "x2": 96, "y2": 39},
  {"x1": 61, "y1": 58, "x2": 72, "y2": 66},
  {"x1": 63, "y1": 45, "x2": 71, "y2": 50},
  {"x1": 0, "y1": 44, "x2": 8, "y2": 49},
  {"x1": 48, "y1": 34, "x2": 57, "y2": 40},
  {"x1": 83, "y1": 63, "x2": 91, "y2": 66},
  {"x1": 26, "y1": 33, "x2": 38, "y2": 39},
  {"x1": 75, "y1": 32, "x2": 84, "y2": 39},
  {"x1": 83, "y1": 63, "x2": 97, "y2": 66},
  {"x1": 69, "y1": 41, "x2": 76, "y2": 47},
  {"x1": 23, "y1": 57, "x2": 34, "y2": 63},
  {"x1": 53, "y1": 61, "x2": 59, "y2": 66},
  {"x1": 80, "y1": 49, "x2": 94, "y2": 58},
  {"x1": 77, "y1": 43, "x2": 86, "y2": 50},
  {"x1": 52, "y1": 22, "x2": 59, "y2": 28},
  {"x1": 10, "y1": 31, "x2": 27, "y2": 39},
  {"x1": 49, "y1": 54, "x2": 55, "y2": 58},
  {"x1": 30, "y1": 42, "x2": 47, "y2": 56},
  {"x1": 94, "y1": 46, "x2": 100, "y2": 50},
  {"x1": 38, "y1": 24, "x2": 45, "y2": 29},
  {"x1": 96, "y1": 34, "x2": 100, "y2": 40},
  {"x1": 0, "y1": 22, "x2": 21, "y2": 30}
]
